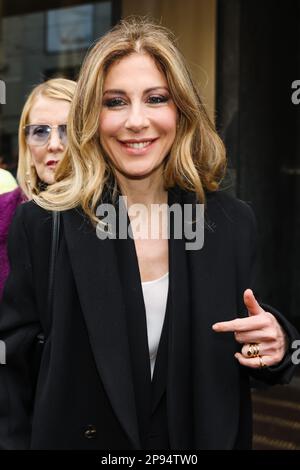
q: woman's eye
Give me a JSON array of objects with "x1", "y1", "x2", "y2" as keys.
[
  {"x1": 33, "y1": 127, "x2": 48, "y2": 136},
  {"x1": 147, "y1": 95, "x2": 169, "y2": 104},
  {"x1": 104, "y1": 98, "x2": 126, "y2": 108}
]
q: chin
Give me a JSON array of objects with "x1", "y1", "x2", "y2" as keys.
[
  {"x1": 120, "y1": 170, "x2": 156, "y2": 181},
  {"x1": 118, "y1": 162, "x2": 164, "y2": 180},
  {"x1": 42, "y1": 174, "x2": 55, "y2": 185}
]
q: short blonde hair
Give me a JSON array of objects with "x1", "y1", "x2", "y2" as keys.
[
  {"x1": 17, "y1": 78, "x2": 76, "y2": 199},
  {"x1": 36, "y1": 17, "x2": 226, "y2": 222}
]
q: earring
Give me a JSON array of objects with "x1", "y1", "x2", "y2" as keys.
[{"x1": 25, "y1": 170, "x2": 31, "y2": 187}]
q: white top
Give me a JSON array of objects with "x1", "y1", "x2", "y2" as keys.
[{"x1": 141, "y1": 272, "x2": 169, "y2": 379}]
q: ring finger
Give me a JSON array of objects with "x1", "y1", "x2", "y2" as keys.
[{"x1": 241, "y1": 342, "x2": 266, "y2": 358}]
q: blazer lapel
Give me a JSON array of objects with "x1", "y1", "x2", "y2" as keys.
[
  {"x1": 62, "y1": 208, "x2": 141, "y2": 449},
  {"x1": 151, "y1": 187, "x2": 189, "y2": 416},
  {"x1": 166, "y1": 187, "x2": 193, "y2": 448},
  {"x1": 114, "y1": 233, "x2": 152, "y2": 447},
  {"x1": 151, "y1": 187, "x2": 193, "y2": 424}
]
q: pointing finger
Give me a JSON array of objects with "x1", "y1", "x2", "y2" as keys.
[{"x1": 212, "y1": 316, "x2": 263, "y2": 333}]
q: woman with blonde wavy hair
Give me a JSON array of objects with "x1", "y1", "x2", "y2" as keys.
[
  {"x1": 0, "y1": 17, "x2": 298, "y2": 450},
  {"x1": 0, "y1": 78, "x2": 75, "y2": 300},
  {"x1": 17, "y1": 78, "x2": 76, "y2": 199}
]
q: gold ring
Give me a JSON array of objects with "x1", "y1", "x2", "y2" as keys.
[
  {"x1": 246, "y1": 343, "x2": 260, "y2": 358},
  {"x1": 259, "y1": 356, "x2": 267, "y2": 368}
]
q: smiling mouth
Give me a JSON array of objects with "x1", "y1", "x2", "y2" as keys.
[{"x1": 119, "y1": 139, "x2": 157, "y2": 149}]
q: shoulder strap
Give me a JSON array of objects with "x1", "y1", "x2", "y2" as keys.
[{"x1": 46, "y1": 210, "x2": 61, "y2": 331}]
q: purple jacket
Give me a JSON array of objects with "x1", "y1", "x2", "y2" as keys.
[{"x1": 0, "y1": 187, "x2": 24, "y2": 300}]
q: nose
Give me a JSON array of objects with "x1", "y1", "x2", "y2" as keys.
[
  {"x1": 125, "y1": 103, "x2": 149, "y2": 133},
  {"x1": 47, "y1": 128, "x2": 64, "y2": 152}
]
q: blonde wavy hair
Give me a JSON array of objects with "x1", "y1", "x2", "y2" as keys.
[
  {"x1": 35, "y1": 17, "x2": 226, "y2": 222},
  {"x1": 17, "y1": 78, "x2": 76, "y2": 199}
]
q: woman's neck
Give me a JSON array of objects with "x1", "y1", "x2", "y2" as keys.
[{"x1": 116, "y1": 171, "x2": 167, "y2": 208}]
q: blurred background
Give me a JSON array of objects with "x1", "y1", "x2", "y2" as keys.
[{"x1": 0, "y1": 0, "x2": 299, "y2": 450}]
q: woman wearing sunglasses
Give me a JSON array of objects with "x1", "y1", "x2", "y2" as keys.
[
  {"x1": 0, "y1": 78, "x2": 76, "y2": 300},
  {"x1": 17, "y1": 78, "x2": 76, "y2": 198}
]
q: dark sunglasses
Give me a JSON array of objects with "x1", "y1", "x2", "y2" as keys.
[{"x1": 24, "y1": 124, "x2": 67, "y2": 147}]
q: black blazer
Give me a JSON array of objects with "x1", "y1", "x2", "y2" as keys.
[{"x1": 0, "y1": 188, "x2": 298, "y2": 450}]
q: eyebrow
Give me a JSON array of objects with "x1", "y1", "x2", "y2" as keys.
[{"x1": 103, "y1": 86, "x2": 169, "y2": 96}]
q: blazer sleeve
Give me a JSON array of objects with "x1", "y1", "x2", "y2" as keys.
[
  {"x1": 249, "y1": 303, "x2": 300, "y2": 385},
  {"x1": 0, "y1": 205, "x2": 41, "y2": 449},
  {"x1": 234, "y1": 200, "x2": 299, "y2": 385}
]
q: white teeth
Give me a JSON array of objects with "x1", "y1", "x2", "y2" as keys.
[{"x1": 124, "y1": 141, "x2": 152, "y2": 149}]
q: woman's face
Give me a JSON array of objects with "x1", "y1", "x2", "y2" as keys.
[
  {"x1": 99, "y1": 52, "x2": 178, "y2": 180},
  {"x1": 27, "y1": 96, "x2": 70, "y2": 185}
]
